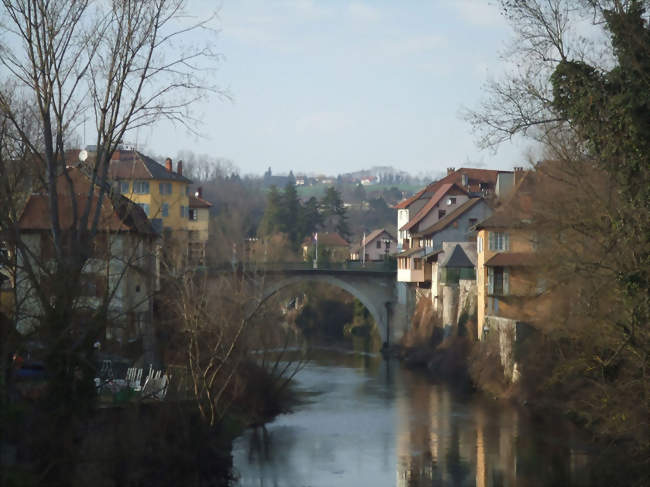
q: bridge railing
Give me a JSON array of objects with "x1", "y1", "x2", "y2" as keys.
[{"x1": 220, "y1": 260, "x2": 396, "y2": 273}]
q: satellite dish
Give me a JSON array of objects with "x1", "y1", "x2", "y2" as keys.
[{"x1": 79, "y1": 150, "x2": 88, "y2": 162}]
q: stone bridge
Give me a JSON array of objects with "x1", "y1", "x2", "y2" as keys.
[{"x1": 240, "y1": 262, "x2": 413, "y2": 345}]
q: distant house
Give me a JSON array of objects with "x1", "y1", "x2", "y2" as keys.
[
  {"x1": 16, "y1": 168, "x2": 158, "y2": 357},
  {"x1": 302, "y1": 232, "x2": 349, "y2": 263},
  {"x1": 350, "y1": 229, "x2": 397, "y2": 261},
  {"x1": 188, "y1": 187, "x2": 212, "y2": 265}
]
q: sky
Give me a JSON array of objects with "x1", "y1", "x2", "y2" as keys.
[{"x1": 140, "y1": 0, "x2": 537, "y2": 177}]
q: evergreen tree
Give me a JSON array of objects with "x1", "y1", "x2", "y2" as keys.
[
  {"x1": 282, "y1": 182, "x2": 301, "y2": 247},
  {"x1": 299, "y1": 196, "x2": 323, "y2": 241},
  {"x1": 258, "y1": 186, "x2": 285, "y2": 236},
  {"x1": 320, "y1": 186, "x2": 350, "y2": 239}
]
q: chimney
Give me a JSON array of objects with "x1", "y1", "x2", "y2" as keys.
[
  {"x1": 195, "y1": 186, "x2": 202, "y2": 199},
  {"x1": 177, "y1": 160, "x2": 183, "y2": 176},
  {"x1": 165, "y1": 157, "x2": 172, "y2": 172},
  {"x1": 447, "y1": 167, "x2": 455, "y2": 175},
  {"x1": 514, "y1": 166, "x2": 524, "y2": 184}
]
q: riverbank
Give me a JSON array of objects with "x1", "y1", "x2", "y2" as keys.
[{"x1": 1, "y1": 359, "x2": 299, "y2": 487}]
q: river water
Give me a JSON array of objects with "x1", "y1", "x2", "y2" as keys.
[{"x1": 232, "y1": 349, "x2": 597, "y2": 487}]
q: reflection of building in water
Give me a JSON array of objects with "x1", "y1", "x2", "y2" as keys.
[{"x1": 395, "y1": 367, "x2": 529, "y2": 487}]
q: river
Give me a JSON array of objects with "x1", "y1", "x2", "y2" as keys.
[{"x1": 232, "y1": 349, "x2": 597, "y2": 487}]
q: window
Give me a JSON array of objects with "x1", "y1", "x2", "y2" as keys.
[
  {"x1": 120, "y1": 181, "x2": 130, "y2": 194},
  {"x1": 447, "y1": 197, "x2": 456, "y2": 205},
  {"x1": 189, "y1": 208, "x2": 198, "y2": 221},
  {"x1": 477, "y1": 236, "x2": 483, "y2": 253},
  {"x1": 159, "y1": 182, "x2": 172, "y2": 195},
  {"x1": 488, "y1": 266, "x2": 509, "y2": 296},
  {"x1": 185, "y1": 186, "x2": 190, "y2": 196},
  {"x1": 488, "y1": 232, "x2": 509, "y2": 251},
  {"x1": 133, "y1": 181, "x2": 149, "y2": 194},
  {"x1": 161, "y1": 203, "x2": 169, "y2": 217},
  {"x1": 413, "y1": 258, "x2": 423, "y2": 270},
  {"x1": 138, "y1": 203, "x2": 150, "y2": 217},
  {"x1": 376, "y1": 240, "x2": 381, "y2": 249},
  {"x1": 438, "y1": 209, "x2": 446, "y2": 219},
  {"x1": 180, "y1": 205, "x2": 188, "y2": 218}
]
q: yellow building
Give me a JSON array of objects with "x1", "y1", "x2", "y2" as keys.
[
  {"x1": 108, "y1": 151, "x2": 192, "y2": 232},
  {"x1": 107, "y1": 150, "x2": 192, "y2": 267},
  {"x1": 475, "y1": 173, "x2": 537, "y2": 341},
  {"x1": 188, "y1": 187, "x2": 212, "y2": 265}
]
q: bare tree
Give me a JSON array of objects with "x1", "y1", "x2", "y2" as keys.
[{"x1": 0, "y1": 1, "x2": 220, "y2": 482}]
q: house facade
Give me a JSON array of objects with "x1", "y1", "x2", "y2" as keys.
[
  {"x1": 474, "y1": 171, "x2": 542, "y2": 344},
  {"x1": 16, "y1": 168, "x2": 158, "y2": 357}
]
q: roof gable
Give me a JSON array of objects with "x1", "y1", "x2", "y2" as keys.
[
  {"x1": 441, "y1": 244, "x2": 474, "y2": 268},
  {"x1": 400, "y1": 183, "x2": 468, "y2": 232},
  {"x1": 413, "y1": 198, "x2": 485, "y2": 237}
]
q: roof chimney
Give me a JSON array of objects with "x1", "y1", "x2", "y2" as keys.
[
  {"x1": 513, "y1": 166, "x2": 524, "y2": 184},
  {"x1": 195, "y1": 186, "x2": 202, "y2": 199},
  {"x1": 165, "y1": 157, "x2": 172, "y2": 172},
  {"x1": 447, "y1": 167, "x2": 455, "y2": 175},
  {"x1": 177, "y1": 160, "x2": 183, "y2": 176}
]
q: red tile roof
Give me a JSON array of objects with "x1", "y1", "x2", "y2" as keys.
[
  {"x1": 395, "y1": 168, "x2": 506, "y2": 209},
  {"x1": 484, "y1": 252, "x2": 535, "y2": 267},
  {"x1": 18, "y1": 168, "x2": 154, "y2": 234},
  {"x1": 106, "y1": 150, "x2": 192, "y2": 183},
  {"x1": 400, "y1": 183, "x2": 468, "y2": 232},
  {"x1": 475, "y1": 171, "x2": 534, "y2": 230},
  {"x1": 189, "y1": 195, "x2": 212, "y2": 209},
  {"x1": 303, "y1": 232, "x2": 349, "y2": 247}
]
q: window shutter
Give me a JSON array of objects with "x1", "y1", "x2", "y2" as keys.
[
  {"x1": 505, "y1": 233, "x2": 510, "y2": 251},
  {"x1": 489, "y1": 232, "x2": 494, "y2": 251},
  {"x1": 504, "y1": 268, "x2": 510, "y2": 295},
  {"x1": 488, "y1": 267, "x2": 494, "y2": 294}
]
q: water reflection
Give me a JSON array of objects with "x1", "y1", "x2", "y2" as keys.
[{"x1": 233, "y1": 350, "x2": 595, "y2": 487}]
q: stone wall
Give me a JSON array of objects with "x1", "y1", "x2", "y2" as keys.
[{"x1": 484, "y1": 315, "x2": 520, "y2": 382}]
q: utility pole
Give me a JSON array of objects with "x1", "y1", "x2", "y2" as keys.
[{"x1": 362, "y1": 232, "x2": 366, "y2": 266}]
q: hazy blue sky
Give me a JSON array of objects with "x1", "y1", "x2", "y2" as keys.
[{"x1": 141, "y1": 0, "x2": 536, "y2": 176}]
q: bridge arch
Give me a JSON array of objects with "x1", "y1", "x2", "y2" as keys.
[{"x1": 259, "y1": 274, "x2": 393, "y2": 344}]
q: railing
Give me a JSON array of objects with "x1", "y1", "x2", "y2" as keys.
[{"x1": 210, "y1": 260, "x2": 396, "y2": 273}]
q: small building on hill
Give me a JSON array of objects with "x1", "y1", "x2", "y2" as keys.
[{"x1": 350, "y1": 229, "x2": 397, "y2": 262}]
